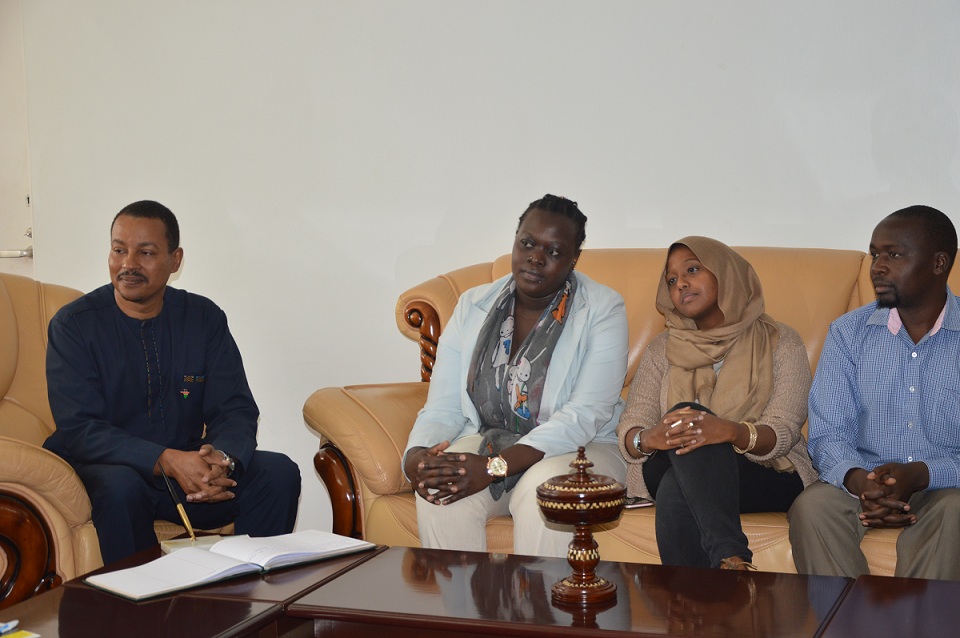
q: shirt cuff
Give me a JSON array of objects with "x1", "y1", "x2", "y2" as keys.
[
  {"x1": 923, "y1": 460, "x2": 954, "y2": 491},
  {"x1": 823, "y1": 461, "x2": 861, "y2": 496}
]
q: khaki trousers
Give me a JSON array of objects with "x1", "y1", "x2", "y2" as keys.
[
  {"x1": 416, "y1": 435, "x2": 627, "y2": 559},
  {"x1": 788, "y1": 481, "x2": 960, "y2": 580}
]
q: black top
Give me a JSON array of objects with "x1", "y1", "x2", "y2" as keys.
[{"x1": 43, "y1": 283, "x2": 258, "y2": 480}]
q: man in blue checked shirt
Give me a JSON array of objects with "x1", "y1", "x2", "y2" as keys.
[{"x1": 789, "y1": 205, "x2": 960, "y2": 580}]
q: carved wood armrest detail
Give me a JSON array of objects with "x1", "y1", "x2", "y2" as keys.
[
  {"x1": 314, "y1": 442, "x2": 362, "y2": 539},
  {"x1": 404, "y1": 301, "x2": 441, "y2": 382},
  {"x1": 0, "y1": 493, "x2": 62, "y2": 610}
]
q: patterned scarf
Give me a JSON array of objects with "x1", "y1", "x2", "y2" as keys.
[{"x1": 467, "y1": 274, "x2": 577, "y2": 499}]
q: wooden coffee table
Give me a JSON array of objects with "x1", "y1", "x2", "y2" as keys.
[
  {"x1": 0, "y1": 543, "x2": 385, "y2": 637},
  {"x1": 15, "y1": 542, "x2": 957, "y2": 637},
  {"x1": 288, "y1": 546, "x2": 853, "y2": 637},
  {"x1": 0, "y1": 585, "x2": 282, "y2": 638},
  {"x1": 819, "y1": 574, "x2": 960, "y2": 638}
]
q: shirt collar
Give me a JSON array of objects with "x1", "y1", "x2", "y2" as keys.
[{"x1": 868, "y1": 286, "x2": 957, "y2": 337}]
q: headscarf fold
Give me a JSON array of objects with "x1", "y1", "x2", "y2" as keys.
[{"x1": 657, "y1": 236, "x2": 779, "y2": 424}]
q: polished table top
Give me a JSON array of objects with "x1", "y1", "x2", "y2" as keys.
[
  {"x1": 17, "y1": 542, "x2": 957, "y2": 638},
  {"x1": 0, "y1": 543, "x2": 386, "y2": 637},
  {"x1": 289, "y1": 546, "x2": 853, "y2": 637},
  {"x1": 0, "y1": 585, "x2": 281, "y2": 638},
  {"x1": 819, "y1": 574, "x2": 960, "y2": 638}
]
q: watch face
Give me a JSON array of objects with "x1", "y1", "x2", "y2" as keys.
[
  {"x1": 487, "y1": 456, "x2": 508, "y2": 478},
  {"x1": 220, "y1": 451, "x2": 236, "y2": 476}
]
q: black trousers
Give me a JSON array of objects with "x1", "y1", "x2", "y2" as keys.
[
  {"x1": 76, "y1": 450, "x2": 301, "y2": 564},
  {"x1": 642, "y1": 403, "x2": 803, "y2": 568}
]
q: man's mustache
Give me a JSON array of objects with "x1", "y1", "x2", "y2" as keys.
[{"x1": 118, "y1": 270, "x2": 147, "y2": 281}]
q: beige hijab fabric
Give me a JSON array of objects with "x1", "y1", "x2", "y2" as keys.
[{"x1": 656, "y1": 236, "x2": 780, "y2": 424}]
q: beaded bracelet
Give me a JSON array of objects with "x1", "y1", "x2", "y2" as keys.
[{"x1": 732, "y1": 421, "x2": 758, "y2": 454}]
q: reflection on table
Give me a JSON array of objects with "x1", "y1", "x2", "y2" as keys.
[
  {"x1": 820, "y1": 575, "x2": 960, "y2": 638},
  {"x1": 620, "y1": 561, "x2": 848, "y2": 636},
  {"x1": 291, "y1": 546, "x2": 851, "y2": 636},
  {"x1": 0, "y1": 584, "x2": 279, "y2": 638}
]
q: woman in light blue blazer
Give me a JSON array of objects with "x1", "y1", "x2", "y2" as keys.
[{"x1": 403, "y1": 194, "x2": 628, "y2": 558}]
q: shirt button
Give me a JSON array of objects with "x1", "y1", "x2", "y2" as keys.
[
  {"x1": 908, "y1": 422, "x2": 914, "y2": 428},
  {"x1": 912, "y1": 352, "x2": 918, "y2": 358},
  {"x1": 909, "y1": 386, "x2": 916, "y2": 393},
  {"x1": 908, "y1": 456, "x2": 914, "y2": 462}
]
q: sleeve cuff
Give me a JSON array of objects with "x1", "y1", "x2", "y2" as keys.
[
  {"x1": 823, "y1": 461, "x2": 860, "y2": 496},
  {"x1": 924, "y1": 460, "x2": 955, "y2": 491}
]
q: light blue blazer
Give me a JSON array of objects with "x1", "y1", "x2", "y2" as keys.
[{"x1": 404, "y1": 271, "x2": 628, "y2": 465}]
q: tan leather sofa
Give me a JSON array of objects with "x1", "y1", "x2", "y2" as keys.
[
  {"x1": 0, "y1": 273, "x2": 94, "y2": 608},
  {"x1": 305, "y1": 247, "x2": 960, "y2": 576},
  {"x1": 0, "y1": 273, "x2": 230, "y2": 608}
]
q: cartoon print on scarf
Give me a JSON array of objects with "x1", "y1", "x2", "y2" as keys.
[
  {"x1": 508, "y1": 355, "x2": 532, "y2": 419},
  {"x1": 552, "y1": 290, "x2": 569, "y2": 324},
  {"x1": 492, "y1": 316, "x2": 514, "y2": 390}
]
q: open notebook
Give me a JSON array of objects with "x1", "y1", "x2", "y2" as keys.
[{"x1": 85, "y1": 530, "x2": 375, "y2": 600}]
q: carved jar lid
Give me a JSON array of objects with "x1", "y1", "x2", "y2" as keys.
[{"x1": 536, "y1": 447, "x2": 626, "y2": 527}]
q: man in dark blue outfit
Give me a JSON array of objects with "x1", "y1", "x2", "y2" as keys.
[{"x1": 44, "y1": 200, "x2": 300, "y2": 564}]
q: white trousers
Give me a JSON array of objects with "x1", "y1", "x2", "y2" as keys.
[{"x1": 415, "y1": 434, "x2": 627, "y2": 558}]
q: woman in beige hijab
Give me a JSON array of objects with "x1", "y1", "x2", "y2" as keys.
[{"x1": 617, "y1": 237, "x2": 816, "y2": 570}]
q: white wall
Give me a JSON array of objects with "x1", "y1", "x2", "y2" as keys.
[
  {"x1": 0, "y1": 0, "x2": 33, "y2": 278},
  {"x1": 16, "y1": 1, "x2": 960, "y2": 533}
]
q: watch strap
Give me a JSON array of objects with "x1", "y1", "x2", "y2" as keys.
[
  {"x1": 218, "y1": 450, "x2": 236, "y2": 477},
  {"x1": 633, "y1": 429, "x2": 655, "y2": 457}
]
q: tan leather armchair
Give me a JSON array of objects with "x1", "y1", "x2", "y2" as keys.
[
  {"x1": 306, "y1": 246, "x2": 960, "y2": 576},
  {"x1": 0, "y1": 273, "x2": 230, "y2": 609},
  {"x1": 0, "y1": 273, "x2": 94, "y2": 608}
]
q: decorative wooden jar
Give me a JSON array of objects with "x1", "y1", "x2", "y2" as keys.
[{"x1": 536, "y1": 446, "x2": 626, "y2": 606}]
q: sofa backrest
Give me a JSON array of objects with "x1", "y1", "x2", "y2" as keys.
[
  {"x1": 397, "y1": 246, "x2": 880, "y2": 388},
  {"x1": 493, "y1": 247, "x2": 874, "y2": 385},
  {"x1": 0, "y1": 273, "x2": 82, "y2": 447}
]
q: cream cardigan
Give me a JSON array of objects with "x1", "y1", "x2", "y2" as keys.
[{"x1": 616, "y1": 322, "x2": 818, "y2": 499}]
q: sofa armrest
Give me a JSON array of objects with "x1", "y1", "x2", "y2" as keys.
[
  {"x1": 395, "y1": 263, "x2": 497, "y2": 381},
  {"x1": 0, "y1": 437, "x2": 89, "y2": 607},
  {"x1": 0, "y1": 436, "x2": 91, "y2": 525},
  {"x1": 304, "y1": 382, "x2": 430, "y2": 497},
  {"x1": 402, "y1": 301, "x2": 441, "y2": 382},
  {"x1": 0, "y1": 490, "x2": 63, "y2": 608},
  {"x1": 314, "y1": 442, "x2": 362, "y2": 539}
]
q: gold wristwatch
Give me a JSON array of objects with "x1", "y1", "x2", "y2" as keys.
[{"x1": 486, "y1": 455, "x2": 508, "y2": 478}]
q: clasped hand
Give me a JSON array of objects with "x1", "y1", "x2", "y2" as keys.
[
  {"x1": 156, "y1": 444, "x2": 236, "y2": 503},
  {"x1": 848, "y1": 463, "x2": 928, "y2": 528},
  {"x1": 405, "y1": 441, "x2": 491, "y2": 506},
  {"x1": 643, "y1": 407, "x2": 737, "y2": 456}
]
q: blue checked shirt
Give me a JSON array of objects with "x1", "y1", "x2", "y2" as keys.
[{"x1": 808, "y1": 289, "x2": 960, "y2": 493}]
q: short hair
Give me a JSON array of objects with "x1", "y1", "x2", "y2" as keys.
[
  {"x1": 112, "y1": 200, "x2": 180, "y2": 252},
  {"x1": 517, "y1": 194, "x2": 587, "y2": 250},
  {"x1": 887, "y1": 205, "x2": 957, "y2": 272}
]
